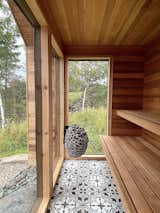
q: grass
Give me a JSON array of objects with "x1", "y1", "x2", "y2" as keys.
[
  {"x1": 69, "y1": 107, "x2": 107, "y2": 154},
  {"x1": 0, "y1": 106, "x2": 107, "y2": 157},
  {"x1": 69, "y1": 91, "x2": 82, "y2": 105},
  {"x1": 0, "y1": 121, "x2": 27, "y2": 158}
]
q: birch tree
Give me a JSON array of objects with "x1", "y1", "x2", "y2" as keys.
[
  {"x1": 0, "y1": 0, "x2": 20, "y2": 126},
  {"x1": 0, "y1": 93, "x2": 5, "y2": 127},
  {"x1": 69, "y1": 61, "x2": 108, "y2": 110}
]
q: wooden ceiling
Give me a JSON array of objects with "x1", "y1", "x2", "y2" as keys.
[
  {"x1": 36, "y1": 0, "x2": 160, "y2": 47},
  {"x1": 9, "y1": 0, "x2": 34, "y2": 46}
]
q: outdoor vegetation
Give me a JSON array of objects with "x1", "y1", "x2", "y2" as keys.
[
  {"x1": 0, "y1": 1, "x2": 27, "y2": 157},
  {"x1": 0, "y1": 0, "x2": 108, "y2": 157},
  {"x1": 68, "y1": 60, "x2": 108, "y2": 154}
]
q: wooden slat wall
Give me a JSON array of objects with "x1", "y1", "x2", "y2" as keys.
[
  {"x1": 59, "y1": 58, "x2": 65, "y2": 158},
  {"x1": 53, "y1": 57, "x2": 63, "y2": 164},
  {"x1": 52, "y1": 57, "x2": 58, "y2": 169},
  {"x1": 41, "y1": 27, "x2": 53, "y2": 198},
  {"x1": 64, "y1": 57, "x2": 68, "y2": 125},
  {"x1": 111, "y1": 56, "x2": 144, "y2": 136},
  {"x1": 142, "y1": 42, "x2": 160, "y2": 149},
  {"x1": 26, "y1": 47, "x2": 36, "y2": 165}
]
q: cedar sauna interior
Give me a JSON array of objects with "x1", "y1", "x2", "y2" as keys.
[{"x1": 8, "y1": 0, "x2": 160, "y2": 212}]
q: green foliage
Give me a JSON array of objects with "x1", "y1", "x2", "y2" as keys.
[
  {"x1": 68, "y1": 61, "x2": 108, "y2": 154},
  {"x1": 0, "y1": 1, "x2": 26, "y2": 126},
  {"x1": 0, "y1": 1, "x2": 27, "y2": 157},
  {"x1": 2, "y1": 79, "x2": 26, "y2": 122},
  {"x1": 86, "y1": 84, "x2": 107, "y2": 108},
  {"x1": 69, "y1": 92, "x2": 82, "y2": 105},
  {"x1": 0, "y1": 1, "x2": 20, "y2": 84},
  {"x1": 69, "y1": 61, "x2": 108, "y2": 92},
  {"x1": 0, "y1": 121, "x2": 27, "y2": 157},
  {"x1": 69, "y1": 107, "x2": 107, "y2": 154},
  {"x1": 68, "y1": 60, "x2": 108, "y2": 110}
]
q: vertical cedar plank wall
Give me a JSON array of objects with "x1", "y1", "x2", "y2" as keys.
[
  {"x1": 142, "y1": 42, "x2": 160, "y2": 149},
  {"x1": 41, "y1": 26, "x2": 53, "y2": 198},
  {"x1": 111, "y1": 54, "x2": 144, "y2": 136},
  {"x1": 26, "y1": 47, "x2": 36, "y2": 165}
]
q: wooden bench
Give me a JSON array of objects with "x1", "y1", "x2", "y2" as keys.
[
  {"x1": 116, "y1": 110, "x2": 160, "y2": 136},
  {"x1": 100, "y1": 136, "x2": 160, "y2": 213}
]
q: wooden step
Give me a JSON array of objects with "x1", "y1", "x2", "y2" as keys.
[
  {"x1": 100, "y1": 135, "x2": 160, "y2": 213},
  {"x1": 116, "y1": 110, "x2": 160, "y2": 136}
]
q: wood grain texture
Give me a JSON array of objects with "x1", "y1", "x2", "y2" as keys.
[
  {"x1": 111, "y1": 53, "x2": 144, "y2": 136},
  {"x1": 32, "y1": 0, "x2": 160, "y2": 46},
  {"x1": 64, "y1": 57, "x2": 68, "y2": 125},
  {"x1": 101, "y1": 136, "x2": 160, "y2": 213},
  {"x1": 107, "y1": 58, "x2": 113, "y2": 135},
  {"x1": 59, "y1": 58, "x2": 65, "y2": 158},
  {"x1": 52, "y1": 57, "x2": 57, "y2": 167},
  {"x1": 116, "y1": 110, "x2": 160, "y2": 136},
  {"x1": 35, "y1": 0, "x2": 63, "y2": 49},
  {"x1": 41, "y1": 27, "x2": 53, "y2": 198},
  {"x1": 26, "y1": 47, "x2": 36, "y2": 165},
  {"x1": 142, "y1": 41, "x2": 160, "y2": 150},
  {"x1": 64, "y1": 45, "x2": 146, "y2": 57},
  {"x1": 100, "y1": 136, "x2": 137, "y2": 213},
  {"x1": 8, "y1": 0, "x2": 34, "y2": 46}
]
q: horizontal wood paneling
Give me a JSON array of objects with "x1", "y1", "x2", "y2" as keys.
[
  {"x1": 142, "y1": 41, "x2": 160, "y2": 149},
  {"x1": 111, "y1": 56, "x2": 144, "y2": 136},
  {"x1": 111, "y1": 111, "x2": 142, "y2": 136},
  {"x1": 143, "y1": 130, "x2": 160, "y2": 150},
  {"x1": 64, "y1": 45, "x2": 146, "y2": 57},
  {"x1": 116, "y1": 110, "x2": 160, "y2": 137}
]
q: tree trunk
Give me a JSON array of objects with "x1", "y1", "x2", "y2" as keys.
[
  {"x1": 82, "y1": 87, "x2": 87, "y2": 111},
  {"x1": 0, "y1": 93, "x2": 5, "y2": 128}
]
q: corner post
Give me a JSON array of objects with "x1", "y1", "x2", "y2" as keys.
[{"x1": 41, "y1": 26, "x2": 53, "y2": 198}]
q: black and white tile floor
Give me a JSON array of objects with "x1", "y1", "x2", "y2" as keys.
[{"x1": 48, "y1": 160, "x2": 125, "y2": 213}]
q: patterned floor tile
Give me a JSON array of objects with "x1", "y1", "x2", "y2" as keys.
[{"x1": 48, "y1": 160, "x2": 125, "y2": 213}]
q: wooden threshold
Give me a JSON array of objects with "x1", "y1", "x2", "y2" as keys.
[
  {"x1": 116, "y1": 110, "x2": 160, "y2": 136},
  {"x1": 77, "y1": 154, "x2": 106, "y2": 160},
  {"x1": 65, "y1": 154, "x2": 106, "y2": 160}
]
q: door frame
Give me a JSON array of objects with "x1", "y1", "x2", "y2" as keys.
[{"x1": 64, "y1": 56, "x2": 113, "y2": 160}]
